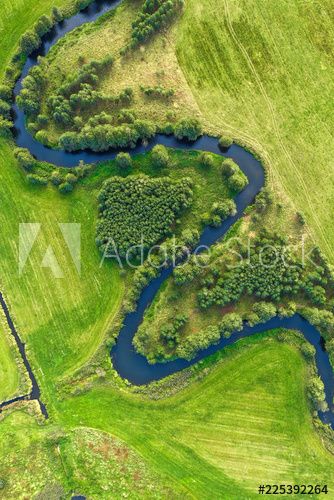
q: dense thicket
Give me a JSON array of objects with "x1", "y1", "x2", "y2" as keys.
[{"x1": 96, "y1": 175, "x2": 193, "y2": 258}]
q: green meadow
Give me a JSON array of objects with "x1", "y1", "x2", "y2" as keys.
[{"x1": 0, "y1": 0, "x2": 334, "y2": 497}]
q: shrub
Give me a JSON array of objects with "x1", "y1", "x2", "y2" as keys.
[
  {"x1": 219, "y1": 135, "x2": 233, "y2": 149},
  {"x1": 14, "y1": 147, "x2": 36, "y2": 170},
  {"x1": 65, "y1": 173, "x2": 78, "y2": 184},
  {"x1": 151, "y1": 144, "x2": 169, "y2": 168},
  {"x1": 219, "y1": 312, "x2": 243, "y2": 338},
  {"x1": 308, "y1": 376, "x2": 327, "y2": 411},
  {"x1": 58, "y1": 181, "x2": 74, "y2": 194},
  {"x1": 50, "y1": 170, "x2": 62, "y2": 186},
  {"x1": 174, "y1": 117, "x2": 202, "y2": 142},
  {"x1": 0, "y1": 117, "x2": 13, "y2": 137},
  {"x1": 227, "y1": 172, "x2": 248, "y2": 192},
  {"x1": 0, "y1": 85, "x2": 12, "y2": 102},
  {"x1": 20, "y1": 30, "x2": 41, "y2": 55},
  {"x1": 52, "y1": 7, "x2": 64, "y2": 22},
  {"x1": 35, "y1": 130, "x2": 50, "y2": 146},
  {"x1": 0, "y1": 99, "x2": 11, "y2": 119},
  {"x1": 34, "y1": 15, "x2": 54, "y2": 37},
  {"x1": 116, "y1": 152, "x2": 132, "y2": 169},
  {"x1": 249, "y1": 301, "x2": 276, "y2": 325},
  {"x1": 198, "y1": 152, "x2": 214, "y2": 168},
  {"x1": 221, "y1": 158, "x2": 237, "y2": 177},
  {"x1": 27, "y1": 174, "x2": 48, "y2": 186},
  {"x1": 176, "y1": 325, "x2": 220, "y2": 360},
  {"x1": 255, "y1": 188, "x2": 273, "y2": 212}
]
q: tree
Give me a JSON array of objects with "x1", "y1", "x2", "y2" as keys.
[
  {"x1": 116, "y1": 152, "x2": 132, "y2": 169},
  {"x1": 221, "y1": 158, "x2": 237, "y2": 178},
  {"x1": 52, "y1": 7, "x2": 63, "y2": 22},
  {"x1": 174, "y1": 118, "x2": 202, "y2": 141},
  {"x1": 308, "y1": 376, "x2": 327, "y2": 411},
  {"x1": 20, "y1": 30, "x2": 41, "y2": 55},
  {"x1": 0, "y1": 85, "x2": 12, "y2": 102},
  {"x1": 14, "y1": 148, "x2": 36, "y2": 170},
  {"x1": 58, "y1": 182, "x2": 74, "y2": 194},
  {"x1": 0, "y1": 99, "x2": 11, "y2": 119},
  {"x1": 198, "y1": 152, "x2": 214, "y2": 168},
  {"x1": 34, "y1": 15, "x2": 53, "y2": 37},
  {"x1": 50, "y1": 170, "x2": 62, "y2": 186},
  {"x1": 249, "y1": 301, "x2": 276, "y2": 325},
  {"x1": 219, "y1": 135, "x2": 233, "y2": 149},
  {"x1": 228, "y1": 172, "x2": 248, "y2": 193},
  {"x1": 151, "y1": 144, "x2": 169, "y2": 168},
  {"x1": 219, "y1": 313, "x2": 243, "y2": 338}
]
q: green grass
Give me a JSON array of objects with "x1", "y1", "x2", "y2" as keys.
[
  {"x1": 176, "y1": 0, "x2": 334, "y2": 262},
  {"x1": 0, "y1": 0, "x2": 334, "y2": 497},
  {"x1": 56, "y1": 336, "x2": 334, "y2": 498},
  {"x1": 0, "y1": 315, "x2": 21, "y2": 402}
]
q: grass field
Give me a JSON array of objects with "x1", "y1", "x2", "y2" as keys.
[
  {"x1": 176, "y1": 0, "x2": 334, "y2": 262},
  {"x1": 0, "y1": 0, "x2": 334, "y2": 497},
  {"x1": 0, "y1": 315, "x2": 21, "y2": 402},
  {"x1": 1, "y1": 335, "x2": 333, "y2": 498},
  {"x1": 57, "y1": 335, "x2": 334, "y2": 498}
]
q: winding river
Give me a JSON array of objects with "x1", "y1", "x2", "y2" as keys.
[{"x1": 5, "y1": 0, "x2": 333, "y2": 429}]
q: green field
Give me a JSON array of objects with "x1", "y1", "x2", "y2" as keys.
[
  {"x1": 0, "y1": 315, "x2": 21, "y2": 402},
  {"x1": 176, "y1": 0, "x2": 334, "y2": 262},
  {"x1": 0, "y1": 0, "x2": 334, "y2": 497}
]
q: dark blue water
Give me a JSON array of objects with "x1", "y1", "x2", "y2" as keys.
[{"x1": 9, "y1": 0, "x2": 334, "y2": 429}]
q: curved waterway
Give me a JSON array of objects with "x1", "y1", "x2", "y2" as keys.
[{"x1": 7, "y1": 0, "x2": 334, "y2": 428}]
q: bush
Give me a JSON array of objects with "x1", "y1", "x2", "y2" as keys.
[
  {"x1": 176, "y1": 325, "x2": 220, "y2": 360},
  {"x1": 116, "y1": 152, "x2": 132, "y2": 169},
  {"x1": 27, "y1": 174, "x2": 48, "y2": 186},
  {"x1": 34, "y1": 15, "x2": 53, "y2": 37},
  {"x1": 308, "y1": 376, "x2": 327, "y2": 411},
  {"x1": 52, "y1": 7, "x2": 64, "y2": 22},
  {"x1": 227, "y1": 172, "x2": 248, "y2": 192},
  {"x1": 249, "y1": 301, "x2": 276, "y2": 325},
  {"x1": 151, "y1": 144, "x2": 169, "y2": 168},
  {"x1": 20, "y1": 30, "x2": 41, "y2": 55},
  {"x1": 219, "y1": 312, "x2": 243, "y2": 338},
  {"x1": 221, "y1": 158, "x2": 237, "y2": 178},
  {"x1": 58, "y1": 182, "x2": 74, "y2": 194},
  {"x1": 14, "y1": 147, "x2": 36, "y2": 170},
  {"x1": 35, "y1": 130, "x2": 50, "y2": 146},
  {"x1": 174, "y1": 118, "x2": 202, "y2": 142},
  {"x1": 65, "y1": 173, "x2": 78, "y2": 184},
  {"x1": 219, "y1": 135, "x2": 233, "y2": 149},
  {"x1": 198, "y1": 152, "x2": 214, "y2": 168},
  {"x1": 96, "y1": 175, "x2": 193, "y2": 258},
  {"x1": 0, "y1": 99, "x2": 11, "y2": 119},
  {"x1": 50, "y1": 170, "x2": 62, "y2": 186},
  {"x1": 0, "y1": 85, "x2": 12, "y2": 102},
  {"x1": 0, "y1": 117, "x2": 13, "y2": 137}
]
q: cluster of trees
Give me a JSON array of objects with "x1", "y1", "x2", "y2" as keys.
[
  {"x1": 247, "y1": 301, "x2": 277, "y2": 326},
  {"x1": 124, "y1": 0, "x2": 184, "y2": 51},
  {"x1": 59, "y1": 119, "x2": 156, "y2": 152},
  {"x1": 140, "y1": 85, "x2": 174, "y2": 99},
  {"x1": 221, "y1": 158, "x2": 248, "y2": 193},
  {"x1": 0, "y1": 85, "x2": 13, "y2": 136},
  {"x1": 45, "y1": 57, "x2": 114, "y2": 127},
  {"x1": 196, "y1": 234, "x2": 303, "y2": 309},
  {"x1": 201, "y1": 199, "x2": 236, "y2": 228},
  {"x1": 96, "y1": 175, "x2": 193, "y2": 258},
  {"x1": 19, "y1": 3, "x2": 95, "y2": 56},
  {"x1": 16, "y1": 65, "x2": 45, "y2": 119}
]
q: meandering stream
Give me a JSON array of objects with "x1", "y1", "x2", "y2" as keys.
[{"x1": 4, "y1": 0, "x2": 333, "y2": 428}]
